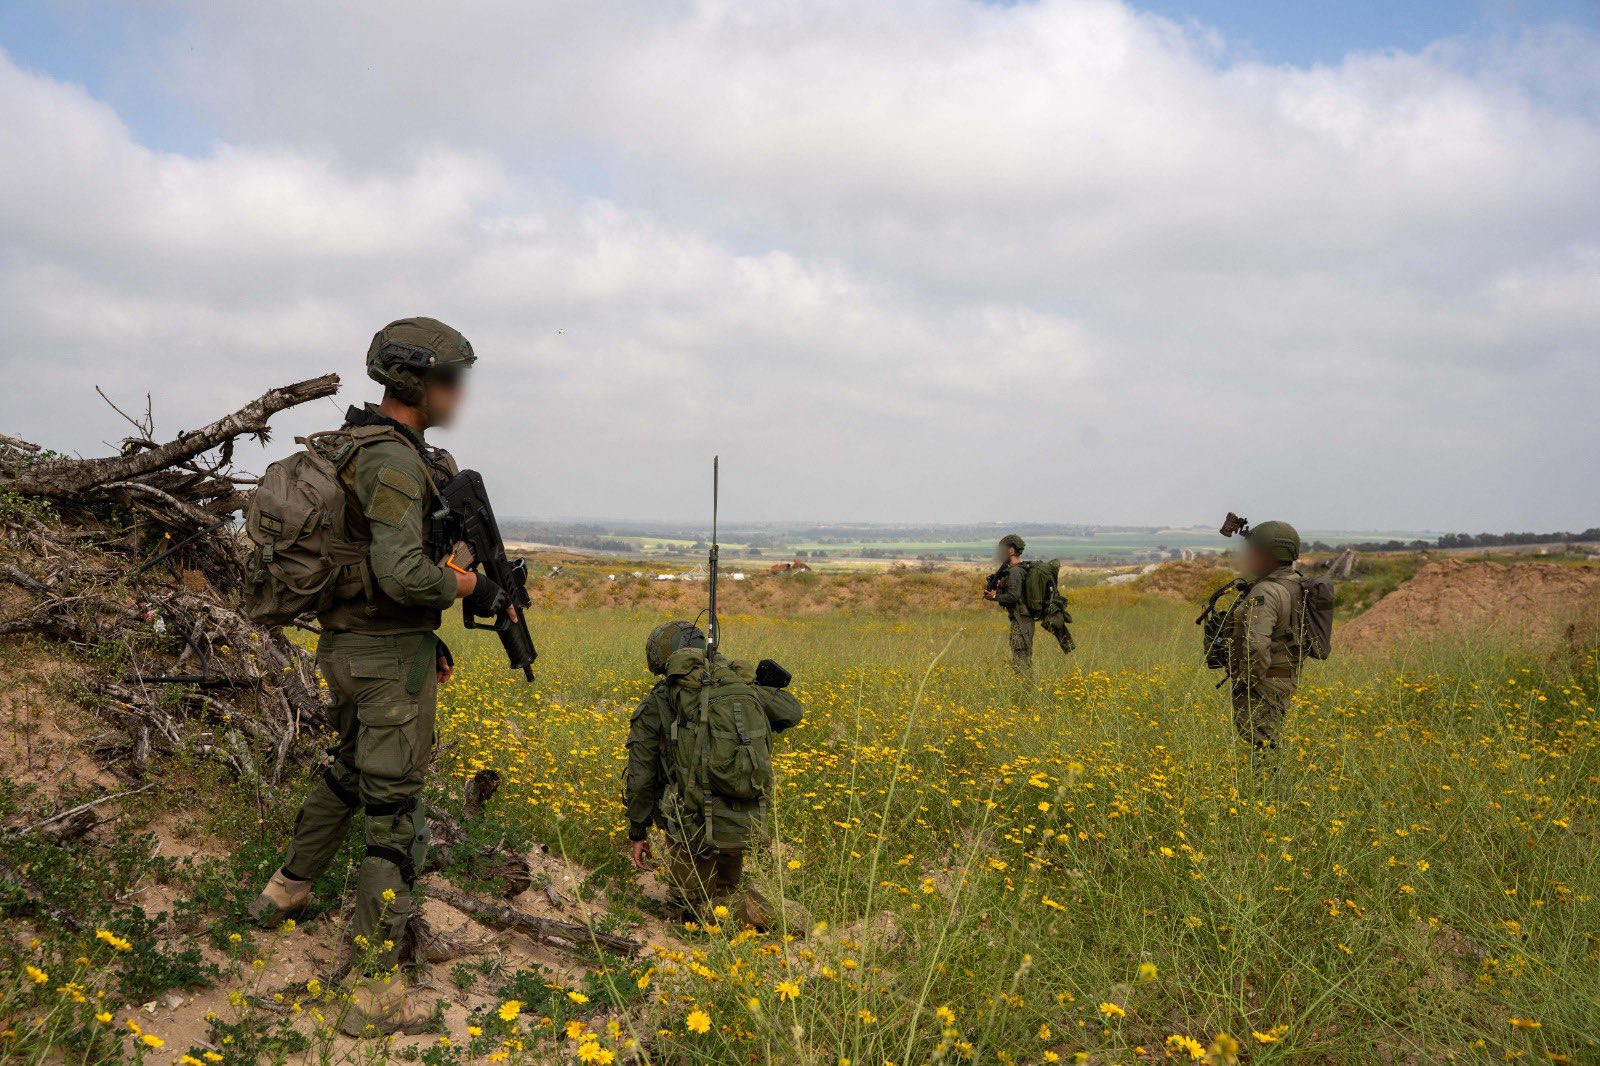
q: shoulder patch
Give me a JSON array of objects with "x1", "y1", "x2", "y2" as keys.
[
  {"x1": 378, "y1": 465, "x2": 421, "y2": 498},
  {"x1": 368, "y1": 465, "x2": 422, "y2": 527}
]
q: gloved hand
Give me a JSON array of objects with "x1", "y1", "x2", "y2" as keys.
[
  {"x1": 755, "y1": 659, "x2": 792, "y2": 689},
  {"x1": 466, "y1": 574, "x2": 509, "y2": 618}
]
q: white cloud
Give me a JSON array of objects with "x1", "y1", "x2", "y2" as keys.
[{"x1": 1, "y1": 1, "x2": 1596, "y2": 529}]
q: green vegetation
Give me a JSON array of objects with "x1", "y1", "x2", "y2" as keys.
[{"x1": 1, "y1": 586, "x2": 1595, "y2": 1063}]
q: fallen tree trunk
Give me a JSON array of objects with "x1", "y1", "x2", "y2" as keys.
[
  {"x1": 6, "y1": 374, "x2": 338, "y2": 498},
  {"x1": 430, "y1": 884, "x2": 645, "y2": 958}
]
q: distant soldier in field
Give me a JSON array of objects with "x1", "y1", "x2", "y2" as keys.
[
  {"x1": 1220, "y1": 520, "x2": 1308, "y2": 760},
  {"x1": 624, "y1": 621, "x2": 811, "y2": 933},
  {"x1": 985, "y1": 533, "x2": 1034, "y2": 675},
  {"x1": 247, "y1": 318, "x2": 511, "y2": 1036}
]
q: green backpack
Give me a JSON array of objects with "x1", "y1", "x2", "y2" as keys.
[
  {"x1": 241, "y1": 426, "x2": 402, "y2": 627},
  {"x1": 660, "y1": 648, "x2": 774, "y2": 852},
  {"x1": 1022, "y1": 559, "x2": 1076, "y2": 656}
]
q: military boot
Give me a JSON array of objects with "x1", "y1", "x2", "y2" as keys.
[
  {"x1": 337, "y1": 974, "x2": 435, "y2": 1037},
  {"x1": 741, "y1": 888, "x2": 814, "y2": 938},
  {"x1": 247, "y1": 869, "x2": 310, "y2": 929}
]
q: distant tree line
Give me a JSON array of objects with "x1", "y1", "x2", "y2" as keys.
[
  {"x1": 534, "y1": 534, "x2": 637, "y2": 552},
  {"x1": 1309, "y1": 529, "x2": 1600, "y2": 554}
]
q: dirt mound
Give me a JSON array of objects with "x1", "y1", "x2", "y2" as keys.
[
  {"x1": 1131, "y1": 559, "x2": 1238, "y2": 606},
  {"x1": 1340, "y1": 559, "x2": 1600, "y2": 654}
]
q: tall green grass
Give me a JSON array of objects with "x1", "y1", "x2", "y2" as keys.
[{"x1": 428, "y1": 595, "x2": 1599, "y2": 1064}]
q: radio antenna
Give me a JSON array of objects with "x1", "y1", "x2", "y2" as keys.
[{"x1": 707, "y1": 456, "x2": 720, "y2": 659}]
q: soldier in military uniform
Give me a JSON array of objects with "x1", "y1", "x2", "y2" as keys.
[
  {"x1": 248, "y1": 317, "x2": 510, "y2": 1035},
  {"x1": 1222, "y1": 521, "x2": 1306, "y2": 761},
  {"x1": 984, "y1": 533, "x2": 1033, "y2": 675},
  {"x1": 623, "y1": 621, "x2": 810, "y2": 933}
]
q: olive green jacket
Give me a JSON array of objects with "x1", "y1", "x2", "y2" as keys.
[
  {"x1": 994, "y1": 561, "x2": 1030, "y2": 619},
  {"x1": 317, "y1": 405, "x2": 458, "y2": 635},
  {"x1": 1225, "y1": 565, "x2": 1300, "y2": 684}
]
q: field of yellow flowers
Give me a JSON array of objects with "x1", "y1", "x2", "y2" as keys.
[
  {"x1": 424, "y1": 589, "x2": 1599, "y2": 1065},
  {"x1": 1, "y1": 585, "x2": 1595, "y2": 1064}
]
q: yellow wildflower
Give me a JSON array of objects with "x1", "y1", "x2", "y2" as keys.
[{"x1": 1167, "y1": 1035, "x2": 1207, "y2": 1060}]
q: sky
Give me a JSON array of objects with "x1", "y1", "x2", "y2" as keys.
[{"x1": 0, "y1": 1, "x2": 1596, "y2": 531}]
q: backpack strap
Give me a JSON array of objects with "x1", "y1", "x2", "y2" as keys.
[{"x1": 699, "y1": 682, "x2": 714, "y2": 847}]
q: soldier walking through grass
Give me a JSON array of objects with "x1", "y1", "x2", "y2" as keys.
[
  {"x1": 985, "y1": 533, "x2": 1034, "y2": 675},
  {"x1": 247, "y1": 318, "x2": 514, "y2": 1035}
]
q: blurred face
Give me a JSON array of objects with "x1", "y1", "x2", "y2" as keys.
[
  {"x1": 1243, "y1": 543, "x2": 1280, "y2": 578},
  {"x1": 421, "y1": 366, "x2": 468, "y2": 428}
]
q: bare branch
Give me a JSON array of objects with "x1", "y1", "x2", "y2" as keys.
[
  {"x1": 430, "y1": 884, "x2": 645, "y2": 958},
  {"x1": 7, "y1": 374, "x2": 339, "y2": 498}
]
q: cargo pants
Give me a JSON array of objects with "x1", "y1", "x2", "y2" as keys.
[
  {"x1": 1230, "y1": 674, "x2": 1296, "y2": 752},
  {"x1": 660, "y1": 841, "x2": 812, "y2": 935},
  {"x1": 1007, "y1": 611, "x2": 1036, "y2": 676},
  {"x1": 281, "y1": 631, "x2": 438, "y2": 971}
]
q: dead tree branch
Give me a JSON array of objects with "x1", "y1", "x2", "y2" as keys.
[{"x1": 7, "y1": 374, "x2": 338, "y2": 498}]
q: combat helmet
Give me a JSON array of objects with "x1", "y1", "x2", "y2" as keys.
[
  {"x1": 366, "y1": 317, "x2": 477, "y2": 405},
  {"x1": 1245, "y1": 520, "x2": 1301, "y2": 563},
  {"x1": 995, "y1": 533, "x2": 1026, "y2": 562},
  {"x1": 646, "y1": 621, "x2": 707, "y2": 676}
]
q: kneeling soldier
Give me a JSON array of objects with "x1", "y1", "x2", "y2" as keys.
[{"x1": 624, "y1": 621, "x2": 811, "y2": 933}]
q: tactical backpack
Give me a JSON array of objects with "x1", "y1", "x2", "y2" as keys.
[
  {"x1": 1022, "y1": 559, "x2": 1076, "y2": 655},
  {"x1": 660, "y1": 648, "x2": 775, "y2": 853},
  {"x1": 1271, "y1": 570, "x2": 1335, "y2": 661},
  {"x1": 241, "y1": 427, "x2": 405, "y2": 626}
]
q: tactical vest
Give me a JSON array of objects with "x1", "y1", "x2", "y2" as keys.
[{"x1": 1224, "y1": 568, "x2": 1333, "y2": 677}]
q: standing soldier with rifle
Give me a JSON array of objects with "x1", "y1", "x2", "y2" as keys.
[
  {"x1": 245, "y1": 317, "x2": 521, "y2": 1036},
  {"x1": 622, "y1": 460, "x2": 811, "y2": 934},
  {"x1": 1197, "y1": 514, "x2": 1334, "y2": 767},
  {"x1": 985, "y1": 533, "x2": 1034, "y2": 675}
]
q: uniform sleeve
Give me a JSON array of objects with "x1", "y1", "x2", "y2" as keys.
[
  {"x1": 623, "y1": 691, "x2": 667, "y2": 841},
  {"x1": 1233, "y1": 584, "x2": 1286, "y2": 682},
  {"x1": 353, "y1": 442, "x2": 456, "y2": 609},
  {"x1": 995, "y1": 564, "x2": 1026, "y2": 609},
  {"x1": 757, "y1": 687, "x2": 804, "y2": 735}
]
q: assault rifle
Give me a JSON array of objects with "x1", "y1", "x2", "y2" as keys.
[
  {"x1": 430, "y1": 470, "x2": 537, "y2": 681},
  {"x1": 983, "y1": 563, "x2": 1008, "y2": 598},
  {"x1": 1196, "y1": 576, "x2": 1249, "y2": 678}
]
